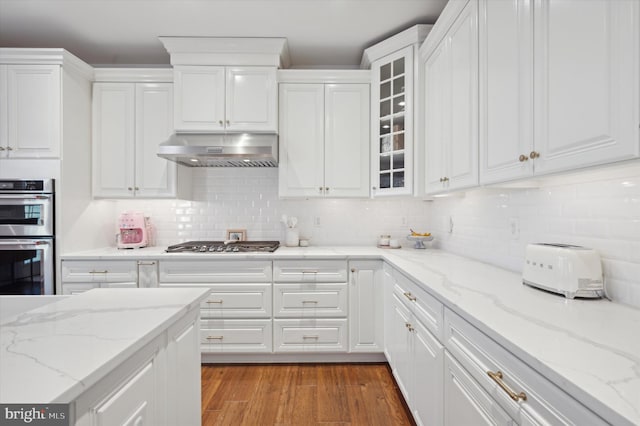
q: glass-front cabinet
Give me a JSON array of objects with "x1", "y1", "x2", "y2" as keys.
[
  {"x1": 365, "y1": 25, "x2": 430, "y2": 197},
  {"x1": 376, "y1": 49, "x2": 410, "y2": 193}
]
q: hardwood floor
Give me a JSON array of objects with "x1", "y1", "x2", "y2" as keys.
[{"x1": 201, "y1": 363, "x2": 415, "y2": 426}]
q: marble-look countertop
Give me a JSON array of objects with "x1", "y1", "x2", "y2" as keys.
[
  {"x1": 0, "y1": 288, "x2": 209, "y2": 404},
  {"x1": 61, "y1": 246, "x2": 640, "y2": 425}
]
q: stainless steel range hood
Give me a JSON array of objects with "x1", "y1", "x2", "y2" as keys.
[{"x1": 157, "y1": 133, "x2": 278, "y2": 167}]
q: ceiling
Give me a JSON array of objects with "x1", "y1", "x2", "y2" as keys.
[{"x1": 0, "y1": 0, "x2": 447, "y2": 68}]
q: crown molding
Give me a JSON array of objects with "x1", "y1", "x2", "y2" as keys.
[
  {"x1": 0, "y1": 48, "x2": 94, "y2": 80},
  {"x1": 360, "y1": 24, "x2": 433, "y2": 68},
  {"x1": 159, "y1": 37, "x2": 290, "y2": 68},
  {"x1": 278, "y1": 69, "x2": 370, "y2": 84},
  {"x1": 93, "y1": 67, "x2": 173, "y2": 82}
]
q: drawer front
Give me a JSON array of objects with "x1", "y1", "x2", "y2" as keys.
[
  {"x1": 274, "y1": 283, "x2": 348, "y2": 318},
  {"x1": 61, "y1": 282, "x2": 98, "y2": 295},
  {"x1": 274, "y1": 319, "x2": 348, "y2": 352},
  {"x1": 393, "y1": 271, "x2": 443, "y2": 341},
  {"x1": 200, "y1": 284, "x2": 272, "y2": 318},
  {"x1": 159, "y1": 260, "x2": 272, "y2": 283},
  {"x1": 62, "y1": 260, "x2": 138, "y2": 283},
  {"x1": 444, "y1": 309, "x2": 606, "y2": 425},
  {"x1": 200, "y1": 319, "x2": 272, "y2": 353},
  {"x1": 273, "y1": 260, "x2": 347, "y2": 283}
]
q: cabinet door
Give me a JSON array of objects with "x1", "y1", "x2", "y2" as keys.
[
  {"x1": 167, "y1": 319, "x2": 201, "y2": 426},
  {"x1": 412, "y1": 320, "x2": 444, "y2": 426},
  {"x1": 226, "y1": 67, "x2": 277, "y2": 132},
  {"x1": 479, "y1": 0, "x2": 534, "y2": 184},
  {"x1": 424, "y1": 42, "x2": 449, "y2": 194},
  {"x1": 389, "y1": 294, "x2": 413, "y2": 402},
  {"x1": 444, "y1": 352, "x2": 515, "y2": 425},
  {"x1": 6, "y1": 65, "x2": 60, "y2": 158},
  {"x1": 92, "y1": 83, "x2": 136, "y2": 198},
  {"x1": 135, "y1": 83, "x2": 176, "y2": 198},
  {"x1": 371, "y1": 46, "x2": 414, "y2": 196},
  {"x1": 348, "y1": 260, "x2": 384, "y2": 352},
  {"x1": 533, "y1": 0, "x2": 640, "y2": 174},
  {"x1": 278, "y1": 84, "x2": 325, "y2": 197},
  {"x1": 94, "y1": 361, "x2": 157, "y2": 426},
  {"x1": 174, "y1": 66, "x2": 225, "y2": 132},
  {"x1": 324, "y1": 84, "x2": 370, "y2": 198},
  {"x1": 447, "y1": 0, "x2": 479, "y2": 191}
]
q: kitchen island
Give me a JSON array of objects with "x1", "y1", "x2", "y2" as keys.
[
  {"x1": 0, "y1": 288, "x2": 209, "y2": 425},
  {"x1": 61, "y1": 246, "x2": 640, "y2": 425}
]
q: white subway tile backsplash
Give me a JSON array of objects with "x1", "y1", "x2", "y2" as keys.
[{"x1": 431, "y1": 164, "x2": 640, "y2": 309}]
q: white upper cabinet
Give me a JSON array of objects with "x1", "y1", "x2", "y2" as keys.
[
  {"x1": 479, "y1": 0, "x2": 534, "y2": 184},
  {"x1": 371, "y1": 46, "x2": 414, "y2": 196},
  {"x1": 278, "y1": 83, "x2": 325, "y2": 197},
  {"x1": 174, "y1": 66, "x2": 225, "y2": 132},
  {"x1": 92, "y1": 83, "x2": 136, "y2": 198},
  {"x1": 479, "y1": 0, "x2": 639, "y2": 184},
  {"x1": 174, "y1": 65, "x2": 277, "y2": 133},
  {"x1": 135, "y1": 83, "x2": 176, "y2": 197},
  {"x1": 0, "y1": 64, "x2": 61, "y2": 158},
  {"x1": 423, "y1": 0, "x2": 479, "y2": 195},
  {"x1": 364, "y1": 25, "x2": 432, "y2": 197},
  {"x1": 278, "y1": 71, "x2": 370, "y2": 198},
  {"x1": 93, "y1": 72, "x2": 177, "y2": 199},
  {"x1": 532, "y1": 0, "x2": 639, "y2": 175},
  {"x1": 225, "y1": 67, "x2": 277, "y2": 132}
]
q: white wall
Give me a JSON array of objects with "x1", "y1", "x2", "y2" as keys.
[
  {"x1": 429, "y1": 163, "x2": 640, "y2": 308},
  {"x1": 114, "y1": 167, "x2": 430, "y2": 247}
]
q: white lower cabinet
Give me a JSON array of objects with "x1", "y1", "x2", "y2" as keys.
[
  {"x1": 274, "y1": 318, "x2": 348, "y2": 352},
  {"x1": 61, "y1": 260, "x2": 138, "y2": 294},
  {"x1": 386, "y1": 268, "x2": 444, "y2": 426},
  {"x1": 348, "y1": 260, "x2": 384, "y2": 352},
  {"x1": 159, "y1": 260, "x2": 273, "y2": 354},
  {"x1": 75, "y1": 304, "x2": 201, "y2": 426},
  {"x1": 273, "y1": 260, "x2": 349, "y2": 353},
  {"x1": 201, "y1": 319, "x2": 272, "y2": 353},
  {"x1": 92, "y1": 361, "x2": 156, "y2": 426},
  {"x1": 443, "y1": 309, "x2": 607, "y2": 425},
  {"x1": 444, "y1": 352, "x2": 514, "y2": 425}
]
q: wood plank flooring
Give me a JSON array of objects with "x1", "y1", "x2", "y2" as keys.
[{"x1": 201, "y1": 363, "x2": 415, "y2": 426}]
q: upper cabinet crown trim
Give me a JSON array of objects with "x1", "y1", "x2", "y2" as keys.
[
  {"x1": 0, "y1": 48, "x2": 94, "y2": 80},
  {"x1": 360, "y1": 24, "x2": 433, "y2": 68},
  {"x1": 420, "y1": 0, "x2": 471, "y2": 58},
  {"x1": 94, "y1": 68, "x2": 173, "y2": 83},
  {"x1": 277, "y1": 69, "x2": 371, "y2": 84},
  {"x1": 159, "y1": 37, "x2": 290, "y2": 68}
]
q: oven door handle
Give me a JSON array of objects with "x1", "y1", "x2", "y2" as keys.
[
  {"x1": 0, "y1": 239, "x2": 51, "y2": 247},
  {"x1": 0, "y1": 194, "x2": 52, "y2": 201}
]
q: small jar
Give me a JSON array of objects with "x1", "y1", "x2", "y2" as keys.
[{"x1": 378, "y1": 234, "x2": 391, "y2": 246}]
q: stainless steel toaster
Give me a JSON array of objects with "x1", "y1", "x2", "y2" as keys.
[{"x1": 522, "y1": 243, "x2": 603, "y2": 299}]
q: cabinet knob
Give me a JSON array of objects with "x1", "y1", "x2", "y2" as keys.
[
  {"x1": 529, "y1": 151, "x2": 540, "y2": 159},
  {"x1": 325, "y1": 187, "x2": 329, "y2": 192},
  {"x1": 319, "y1": 187, "x2": 323, "y2": 193},
  {"x1": 351, "y1": 268, "x2": 356, "y2": 273},
  {"x1": 128, "y1": 187, "x2": 133, "y2": 191},
  {"x1": 218, "y1": 120, "x2": 223, "y2": 126},
  {"x1": 6, "y1": 146, "x2": 12, "y2": 151},
  {"x1": 0, "y1": 147, "x2": 4, "y2": 151},
  {"x1": 372, "y1": 186, "x2": 377, "y2": 190},
  {"x1": 134, "y1": 187, "x2": 139, "y2": 191},
  {"x1": 440, "y1": 177, "x2": 449, "y2": 183},
  {"x1": 519, "y1": 154, "x2": 529, "y2": 162},
  {"x1": 226, "y1": 120, "x2": 230, "y2": 126}
]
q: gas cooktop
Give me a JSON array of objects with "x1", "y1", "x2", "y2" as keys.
[{"x1": 166, "y1": 241, "x2": 280, "y2": 253}]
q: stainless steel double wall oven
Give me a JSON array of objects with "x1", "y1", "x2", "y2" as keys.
[{"x1": 0, "y1": 179, "x2": 55, "y2": 295}]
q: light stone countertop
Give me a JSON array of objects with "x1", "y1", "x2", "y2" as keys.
[
  {"x1": 60, "y1": 245, "x2": 640, "y2": 425},
  {"x1": 0, "y1": 288, "x2": 210, "y2": 404}
]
